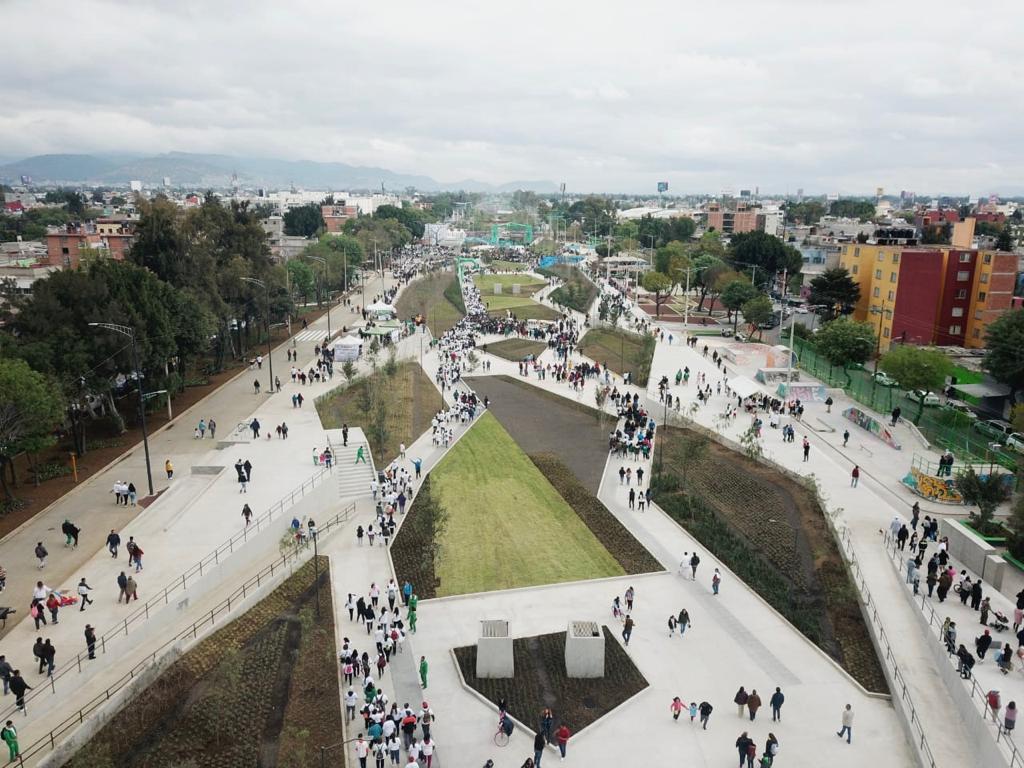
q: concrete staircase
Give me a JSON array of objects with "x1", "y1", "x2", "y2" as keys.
[{"x1": 324, "y1": 427, "x2": 376, "y2": 500}]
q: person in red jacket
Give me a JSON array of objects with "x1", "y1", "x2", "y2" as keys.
[{"x1": 555, "y1": 723, "x2": 571, "y2": 759}]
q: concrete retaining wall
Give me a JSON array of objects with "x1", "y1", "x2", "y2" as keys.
[{"x1": 940, "y1": 518, "x2": 1005, "y2": 591}]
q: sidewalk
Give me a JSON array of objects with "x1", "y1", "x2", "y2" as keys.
[{"x1": 0, "y1": 273, "x2": 393, "y2": 637}]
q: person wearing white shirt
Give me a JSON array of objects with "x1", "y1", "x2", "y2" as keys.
[
  {"x1": 32, "y1": 582, "x2": 50, "y2": 602},
  {"x1": 419, "y1": 736, "x2": 435, "y2": 766},
  {"x1": 354, "y1": 736, "x2": 369, "y2": 768},
  {"x1": 345, "y1": 689, "x2": 358, "y2": 722}
]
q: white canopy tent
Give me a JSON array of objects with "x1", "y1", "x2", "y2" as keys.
[
  {"x1": 366, "y1": 301, "x2": 396, "y2": 318},
  {"x1": 330, "y1": 335, "x2": 362, "y2": 362},
  {"x1": 729, "y1": 375, "x2": 764, "y2": 401}
]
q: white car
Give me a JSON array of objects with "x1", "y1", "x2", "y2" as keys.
[
  {"x1": 909, "y1": 390, "x2": 941, "y2": 406},
  {"x1": 873, "y1": 371, "x2": 899, "y2": 387},
  {"x1": 1007, "y1": 433, "x2": 1024, "y2": 453}
]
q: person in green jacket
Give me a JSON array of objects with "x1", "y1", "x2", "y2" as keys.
[
  {"x1": 1, "y1": 720, "x2": 18, "y2": 762},
  {"x1": 355, "y1": 446, "x2": 367, "y2": 464},
  {"x1": 419, "y1": 656, "x2": 428, "y2": 689},
  {"x1": 408, "y1": 609, "x2": 417, "y2": 634}
]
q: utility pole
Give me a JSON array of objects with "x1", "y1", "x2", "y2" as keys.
[
  {"x1": 308, "y1": 257, "x2": 331, "y2": 340},
  {"x1": 683, "y1": 266, "x2": 691, "y2": 342},
  {"x1": 88, "y1": 323, "x2": 154, "y2": 496},
  {"x1": 241, "y1": 277, "x2": 275, "y2": 392}
]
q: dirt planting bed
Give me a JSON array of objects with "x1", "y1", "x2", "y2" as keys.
[
  {"x1": 466, "y1": 375, "x2": 611, "y2": 493},
  {"x1": 485, "y1": 338, "x2": 548, "y2": 361},
  {"x1": 653, "y1": 427, "x2": 888, "y2": 693},
  {"x1": 62, "y1": 557, "x2": 341, "y2": 768},
  {"x1": 454, "y1": 626, "x2": 648, "y2": 734}
]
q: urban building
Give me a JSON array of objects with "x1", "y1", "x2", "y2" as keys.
[
  {"x1": 45, "y1": 218, "x2": 136, "y2": 268},
  {"x1": 321, "y1": 203, "x2": 358, "y2": 233},
  {"x1": 261, "y1": 215, "x2": 312, "y2": 261},
  {"x1": 706, "y1": 202, "x2": 765, "y2": 234},
  {"x1": 838, "y1": 238, "x2": 1016, "y2": 351}
]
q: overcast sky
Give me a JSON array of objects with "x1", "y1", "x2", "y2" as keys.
[{"x1": 2, "y1": 0, "x2": 1022, "y2": 195}]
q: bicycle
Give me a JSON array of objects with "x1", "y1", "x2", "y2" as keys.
[{"x1": 493, "y1": 717, "x2": 513, "y2": 747}]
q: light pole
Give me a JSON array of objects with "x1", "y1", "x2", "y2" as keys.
[
  {"x1": 240, "y1": 277, "x2": 275, "y2": 392},
  {"x1": 88, "y1": 323, "x2": 154, "y2": 496},
  {"x1": 308, "y1": 519, "x2": 320, "y2": 619},
  {"x1": 870, "y1": 302, "x2": 892, "y2": 406},
  {"x1": 307, "y1": 256, "x2": 332, "y2": 340}
]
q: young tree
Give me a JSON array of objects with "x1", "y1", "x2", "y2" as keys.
[
  {"x1": 718, "y1": 278, "x2": 759, "y2": 331},
  {"x1": 741, "y1": 295, "x2": 774, "y2": 337},
  {"x1": 956, "y1": 468, "x2": 1011, "y2": 534},
  {"x1": 984, "y1": 309, "x2": 1024, "y2": 399},
  {"x1": 287, "y1": 260, "x2": 316, "y2": 306},
  {"x1": 0, "y1": 359, "x2": 65, "y2": 499},
  {"x1": 641, "y1": 271, "x2": 673, "y2": 317},
  {"x1": 808, "y1": 267, "x2": 861, "y2": 318},
  {"x1": 879, "y1": 345, "x2": 953, "y2": 424},
  {"x1": 341, "y1": 360, "x2": 356, "y2": 382},
  {"x1": 813, "y1": 318, "x2": 876, "y2": 385}
]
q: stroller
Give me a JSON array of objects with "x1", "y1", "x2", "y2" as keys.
[{"x1": 989, "y1": 610, "x2": 1010, "y2": 632}]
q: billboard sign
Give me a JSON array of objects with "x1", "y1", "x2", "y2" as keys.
[{"x1": 657, "y1": 182, "x2": 669, "y2": 193}]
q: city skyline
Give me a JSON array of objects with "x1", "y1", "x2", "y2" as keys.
[{"x1": 2, "y1": 0, "x2": 1022, "y2": 195}]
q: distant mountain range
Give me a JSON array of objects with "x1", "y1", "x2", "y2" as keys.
[{"x1": 0, "y1": 152, "x2": 558, "y2": 194}]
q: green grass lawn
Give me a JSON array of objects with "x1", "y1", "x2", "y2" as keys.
[
  {"x1": 429, "y1": 412, "x2": 623, "y2": 595},
  {"x1": 394, "y1": 272, "x2": 465, "y2": 335},
  {"x1": 486, "y1": 338, "x2": 548, "y2": 361},
  {"x1": 315, "y1": 362, "x2": 443, "y2": 464},
  {"x1": 579, "y1": 328, "x2": 656, "y2": 385},
  {"x1": 475, "y1": 274, "x2": 545, "y2": 295},
  {"x1": 488, "y1": 259, "x2": 529, "y2": 272}
]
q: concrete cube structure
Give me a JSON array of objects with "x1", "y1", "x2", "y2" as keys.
[
  {"x1": 476, "y1": 620, "x2": 513, "y2": 678},
  {"x1": 565, "y1": 621, "x2": 604, "y2": 678}
]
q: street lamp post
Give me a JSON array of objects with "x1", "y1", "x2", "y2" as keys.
[
  {"x1": 308, "y1": 519, "x2": 320, "y2": 619},
  {"x1": 240, "y1": 277, "x2": 275, "y2": 393},
  {"x1": 307, "y1": 256, "x2": 332, "y2": 340},
  {"x1": 870, "y1": 302, "x2": 891, "y2": 406},
  {"x1": 88, "y1": 323, "x2": 154, "y2": 496}
]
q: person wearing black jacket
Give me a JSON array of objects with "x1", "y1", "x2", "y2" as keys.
[
  {"x1": 84, "y1": 625, "x2": 97, "y2": 660},
  {"x1": 533, "y1": 731, "x2": 546, "y2": 766},
  {"x1": 8, "y1": 671, "x2": 30, "y2": 713},
  {"x1": 106, "y1": 530, "x2": 121, "y2": 558},
  {"x1": 977, "y1": 630, "x2": 993, "y2": 660},
  {"x1": 770, "y1": 687, "x2": 785, "y2": 721}
]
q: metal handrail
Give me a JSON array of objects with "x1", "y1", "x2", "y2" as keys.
[
  {"x1": 11, "y1": 501, "x2": 355, "y2": 765},
  {"x1": 879, "y1": 532, "x2": 1024, "y2": 768},
  {"x1": 0, "y1": 467, "x2": 338, "y2": 720},
  {"x1": 827, "y1": 523, "x2": 938, "y2": 768}
]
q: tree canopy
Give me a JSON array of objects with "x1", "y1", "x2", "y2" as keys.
[
  {"x1": 641, "y1": 271, "x2": 673, "y2": 317},
  {"x1": 373, "y1": 204, "x2": 427, "y2": 238},
  {"x1": 741, "y1": 295, "x2": 774, "y2": 335},
  {"x1": 0, "y1": 358, "x2": 65, "y2": 500},
  {"x1": 828, "y1": 199, "x2": 876, "y2": 221},
  {"x1": 283, "y1": 202, "x2": 323, "y2": 237},
  {"x1": 814, "y1": 317, "x2": 876, "y2": 370},
  {"x1": 728, "y1": 231, "x2": 803, "y2": 285},
  {"x1": 807, "y1": 267, "x2": 860, "y2": 318},
  {"x1": 879, "y1": 345, "x2": 953, "y2": 423},
  {"x1": 984, "y1": 309, "x2": 1024, "y2": 397},
  {"x1": 719, "y1": 278, "x2": 759, "y2": 330}
]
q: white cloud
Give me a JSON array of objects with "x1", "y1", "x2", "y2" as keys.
[{"x1": 1, "y1": 0, "x2": 1022, "y2": 193}]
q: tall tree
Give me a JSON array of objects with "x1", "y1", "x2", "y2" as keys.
[
  {"x1": 813, "y1": 318, "x2": 876, "y2": 385},
  {"x1": 995, "y1": 228, "x2": 1014, "y2": 252},
  {"x1": 808, "y1": 267, "x2": 861, "y2": 318},
  {"x1": 283, "y1": 203, "x2": 323, "y2": 237},
  {"x1": 984, "y1": 309, "x2": 1024, "y2": 399},
  {"x1": 956, "y1": 468, "x2": 1011, "y2": 534},
  {"x1": 729, "y1": 231, "x2": 803, "y2": 284},
  {"x1": 0, "y1": 359, "x2": 65, "y2": 500},
  {"x1": 741, "y1": 295, "x2": 774, "y2": 337},
  {"x1": 879, "y1": 345, "x2": 953, "y2": 424},
  {"x1": 718, "y1": 277, "x2": 759, "y2": 331},
  {"x1": 641, "y1": 271, "x2": 673, "y2": 317}
]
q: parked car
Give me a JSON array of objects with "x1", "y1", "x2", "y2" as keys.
[
  {"x1": 734, "y1": 332, "x2": 748, "y2": 343},
  {"x1": 873, "y1": 371, "x2": 899, "y2": 388},
  {"x1": 974, "y1": 419, "x2": 1015, "y2": 442},
  {"x1": 1007, "y1": 433, "x2": 1024, "y2": 453},
  {"x1": 720, "y1": 327, "x2": 734, "y2": 337},
  {"x1": 908, "y1": 390, "x2": 941, "y2": 406},
  {"x1": 941, "y1": 401, "x2": 978, "y2": 421}
]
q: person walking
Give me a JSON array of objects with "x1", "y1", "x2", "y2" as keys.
[
  {"x1": 77, "y1": 578, "x2": 93, "y2": 611},
  {"x1": 34, "y1": 542, "x2": 47, "y2": 570},
  {"x1": 342, "y1": 424, "x2": 349, "y2": 447},
  {"x1": 712, "y1": 569, "x2": 722, "y2": 595},
  {"x1": 243, "y1": 459, "x2": 253, "y2": 482},
  {"x1": 0, "y1": 656, "x2": 11, "y2": 696},
  {"x1": 117, "y1": 571, "x2": 129, "y2": 603},
  {"x1": 671, "y1": 696, "x2": 684, "y2": 721},
  {"x1": 41, "y1": 640, "x2": 55, "y2": 677},
  {"x1": 8, "y1": 672, "x2": 30, "y2": 713},
  {"x1": 843, "y1": 428, "x2": 850, "y2": 447},
  {"x1": 770, "y1": 687, "x2": 784, "y2": 721},
  {"x1": 242, "y1": 504, "x2": 253, "y2": 526},
  {"x1": 164, "y1": 459, "x2": 174, "y2": 480},
  {"x1": 690, "y1": 552, "x2": 700, "y2": 580},
  {"x1": 419, "y1": 656, "x2": 428, "y2": 688},
  {"x1": 555, "y1": 723, "x2": 570, "y2": 760},
  {"x1": 356, "y1": 446, "x2": 367, "y2": 464},
  {"x1": 125, "y1": 574, "x2": 138, "y2": 602},
  {"x1": 1, "y1": 721, "x2": 17, "y2": 762},
  {"x1": 851, "y1": 466, "x2": 860, "y2": 487},
  {"x1": 84, "y1": 624, "x2": 97, "y2": 660},
  {"x1": 106, "y1": 530, "x2": 120, "y2": 558},
  {"x1": 747, "y1": 689, "x2": 762, "y2": 721},
  {"x1": 736, "y1": 732, "x2": 754, "y2": 768},
  {"x1": 802, "y1": 436, "x2": 810, "y2": 462},
  {"x1": 836, "y1": 703, "x2": 854, "y2": 743},
  {"x1": 622, "y1": 614, "x2": 635, "y2": 646},
  {"x1": 734, "y1": 687, "x2": 749, "y2": 718},
  {"x1": 764, "y1": 733, "x2": 779, "y2": 766},
  {"x1": 534, "y1": 730, "x2": 546, "y2": 766}
]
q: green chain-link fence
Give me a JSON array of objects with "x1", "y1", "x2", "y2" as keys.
[{"x1": 793, "y1": 338, "x2": 1019, "y2": 472}]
